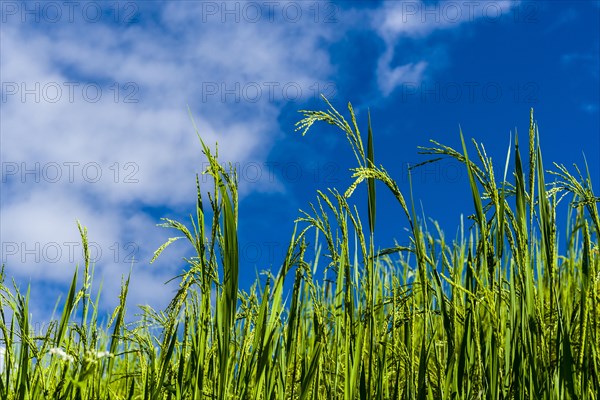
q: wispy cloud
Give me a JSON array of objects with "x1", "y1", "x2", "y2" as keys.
[
  {"x1": 582, "y1": 103, "x2": 599, "y2": 114},
  {"x1": 370, "y1": 0, "x2": 517, "y2": 96},
  {"x1": 561, "y1": 51, "x2": 600, "y2": 80},
  {"x1": 0, "y1": 0, "x2": 523, "y2": 324},
  {"x1": 1, "y1": 1, "x2": 340, "y2": 319}
]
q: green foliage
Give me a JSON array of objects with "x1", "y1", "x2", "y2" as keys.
[{"x1": 0, "y1": 100, "x2": 598, "y2": 399}]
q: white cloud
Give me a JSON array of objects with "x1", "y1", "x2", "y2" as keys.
[
  {"x1": 377, "y1": 52, "x2": 428, "y2": 97},
  {"x1": 371, "y1": 0, "x2": 518, "y2": 96},
  {"x1": 0, "y1": 0, "x2": 522, "y2": 326},
  {"x1": 1, "y1": 1, "x2": 339, "y2": 324}
]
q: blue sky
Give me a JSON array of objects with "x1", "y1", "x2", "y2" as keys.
[{"x1": 1, "y1": 0, "x2": 599, "y2": 325}]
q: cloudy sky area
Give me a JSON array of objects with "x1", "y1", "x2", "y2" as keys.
[{"x1": 1, "y1": 1, "x2": 599, "y2": 325}]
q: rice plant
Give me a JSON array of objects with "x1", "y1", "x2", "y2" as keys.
[{"x1": 0, "y1": 99, "x2": 598, "y2": 399}]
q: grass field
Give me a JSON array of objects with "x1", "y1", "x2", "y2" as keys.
[{"x1": 1, "y1": 99, "x2": 599, "y2": 399}]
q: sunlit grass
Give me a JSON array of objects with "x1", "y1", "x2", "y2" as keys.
[{"x1": 1, "y1": 99, "x2": 598, "y2": 399}]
